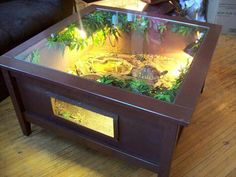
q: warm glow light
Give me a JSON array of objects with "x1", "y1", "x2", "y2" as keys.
[
  {"x1": 196, "y1": 31, "x2": 200, "y2": 38},
  {"x1": 169, "y1": 1, "x2": 173, "y2": 5},
  {"x1": 75, "y1": 28, "x2": 87, "y2": 39},
  {"x1": 79, "y1": 29, "x2": 87, "y2": 39},
  {"x1": 51, "y1": 97, "x2": 115, "y2": 138},
  {"x1": 154, "y1": 52, "x2": 193, "y2": 88},
  {"x1": 172, "y1": 69, "x2": 180, "y2": 77},
  {"x1": 195, "y1": 31, "x2": 203, "y2": 43},
  {"x1": 196, "y1": 30, "x2": 204, "y2": 41}
]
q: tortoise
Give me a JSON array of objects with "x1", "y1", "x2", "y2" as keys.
[{"x1": 131, "y1": 65, "x2": 167, "y2": 85}]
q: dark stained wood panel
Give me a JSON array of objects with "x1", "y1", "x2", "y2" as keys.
[{"x1": 0, "y1": 35, "x2": 235, "y2": 177}]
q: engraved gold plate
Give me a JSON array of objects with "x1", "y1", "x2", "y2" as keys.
[{"x1": 51, "y1": 97, "x2": 115, "y2": 138}]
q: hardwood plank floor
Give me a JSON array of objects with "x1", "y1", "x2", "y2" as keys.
[{"x1": 0, "y1": 35, "x2": 236, "y2": 177}]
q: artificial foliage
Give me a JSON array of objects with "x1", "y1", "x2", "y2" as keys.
[
  {"x1": 158, "y1": 23, "x2": 167, "y2": 34},
  {"x1": 82, "y1": 10, "x2": 120, "y2": 45},
  {"x1": 47, "y1": 11, "x2": 151, "y2": 50},
  {"x1": 97, "y1": 62, "x2": 189, "y2": 103},
  {"x1": 25, "y1": 49, "x2": 40, "y2": 64},
  {"x1": 128, "y1": 79, "x2": 151, "y2": 95},
  {"x1": 47, "y1": 24, "x2": 88, "y2": 50},
  {"x1": 154, "y1": 62, "x2": 190, "y2": 102},
  {"x1": 97, "y1": 75, "x2": 152, "y2": 96},
  {"x1": 130, "y1": 16, "x2": 149, "y2": 33},
  {"x1": 47, "y1": 11, "x2": 119, "y2": 50},
  {"x1": 47, "y1": 10, "x2": 202, "y2": 52},
  {"x1": 97, "y1": 75, "x2": 127, "y2": 88},
  {"x1": 171, "y1": 24, "x2": 193, "y2": 36},
  {"x1": 44, "y1": 10, "x2": 200, "y2": 103}
]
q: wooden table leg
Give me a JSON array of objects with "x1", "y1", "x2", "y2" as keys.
[
  {"x1": 0, "y1": 71, "x2": 9, "y2": 101},
  {"x1": 2, "y1": 70, "x2": 31, "y2": 136},
  {"x1": 201, "y1": 80, "x2": 205, "y2": 94},
  {"x1": 158, "y1": 122, "x2": 179, "y2": 177}
]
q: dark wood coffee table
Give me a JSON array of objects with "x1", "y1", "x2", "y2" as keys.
[{"x1": 0, "y1": 5, "x2": 221, "y2": 177}]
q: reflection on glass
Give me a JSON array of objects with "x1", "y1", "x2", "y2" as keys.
[
  {"x1": 15, "y1": 9, "x2": 208, "y2": 103},
  {"x1": 51, "y1": 97, "x2": 115, "y2": 138}
]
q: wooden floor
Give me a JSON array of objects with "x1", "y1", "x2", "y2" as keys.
[{"x1": 0, "y1": 35, "x2": 236, "y2": 177}]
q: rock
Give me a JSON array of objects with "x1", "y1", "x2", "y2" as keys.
[{"x1": 82, "y1": 74, "x2": 100, "y2": 81}]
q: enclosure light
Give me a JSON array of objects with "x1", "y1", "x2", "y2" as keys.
[
  {"x1": 79, "y1": 29, "x2": 87, "y2": 39},
  {"x1": 196, "y1": 30, "x2": 201, "y2": 40},
  {"x1": 74, "y1": 28, "x2": 87, "y2": 39},
  {"x1": 196, "y1": 30, "x2": 205, "y2": 41},
  {"x1": 172, "y1": 69, "x2": 180, "y2": 77},
  {"x1": 67, "y1": 70, "x2": 73, "y2": 74}
]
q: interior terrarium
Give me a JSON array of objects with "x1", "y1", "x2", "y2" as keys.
[{"x1": 15, "y1": 9, "x2": 207, "y2": 103}]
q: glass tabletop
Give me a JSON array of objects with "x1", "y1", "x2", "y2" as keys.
[{"x1": 15, "y1": 8, "x2": 208, "y2": 103}]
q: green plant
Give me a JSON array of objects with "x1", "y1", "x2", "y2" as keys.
[
  {"x1": 82, "y1": 10, "x2": 121, "y2": 45},
  {"x1": 61, "y1": 111, "x2": 72, "y2": 119},
  {"x1": 131, "y1": 16, "x2": 149, "y2": 33},
  {"x1": 97, "y1": 74, "x2": 172, "y2": 101},
  {"x1": 154, "y1": 61, "x2": 190, "y2": 103},
  {"x1": 97, "y1": 75, "x2": 127, "y2": 88},
  {"x1": 47, "y1": 11, "x2": 152, "y2": 51},
  {"x1": 171, "y1": 24, "x2": 193, "y2": 36},
  {"x1": 158, "y1": 23, "x2": 167, "y2": 34},
  {"x1": 97, "y1": 75, "x2": 151, "y2": 95},
  {"x1": 97, "y1": 75, "x2": 116, "y2": 85},
  {"x1": 47, "y1": 23, "x2": 88, "y2": 50},
  {"x1": 128, "y1": 79, "x2": 151, "y2": 95},
  {"x1": 25, "y1": 49, "x2": 40, "y2": 64},
  {"x1": 117, "y1": 13, "x2": 132, "y2": 33},
  {"x1": 47, "y1": 11, "x2": 122, "y2": 50},
  {"x1": 116, "y1": 13, "x2": 150, "y2": 33},
  {"x1": 154, "y1": 89, "x2": 175, "y2": 103},
  {"x1": 97, "y1": 67, "x2": 191, "y2": 103}
]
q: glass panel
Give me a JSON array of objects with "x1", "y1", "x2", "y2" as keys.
[
  {"x1": 51, "y1": 97, "x2": 115, "y2": 138},
  {"x1": 15, "y1": 9, "x2": 208, "y2": 103}
]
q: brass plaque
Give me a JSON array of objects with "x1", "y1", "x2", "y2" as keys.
[{"x1": 51, "y1": 97, "x2": 115, "y2": 138}]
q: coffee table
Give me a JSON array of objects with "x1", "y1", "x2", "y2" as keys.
[{"x1": 0, "y1": 5, "x2": 221, "y2": 177}]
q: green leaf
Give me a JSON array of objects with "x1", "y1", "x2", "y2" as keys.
[
  {"x1": 26, "y1": 49, "x2": 40, "y2": 64},
  {"x1": 129, "y1": 79, "x2": 151, "y2": 95},
  {"x1": 158, "y1": 24, "x2": 167, "y2": 34}
]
